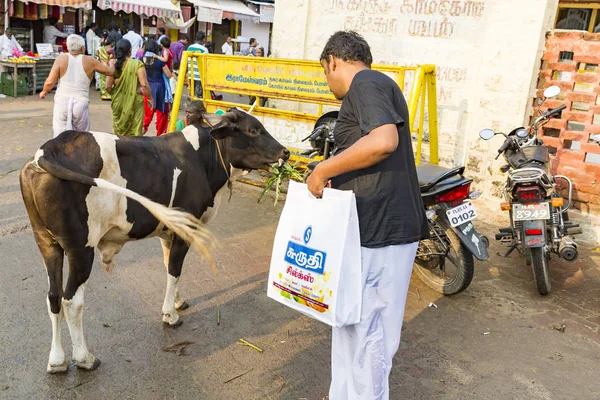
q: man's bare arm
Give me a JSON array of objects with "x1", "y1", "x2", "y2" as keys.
[
  {"x1": 93, "y1": 57, "x2": 116, "y2": 76},
  {"x1": 40, "y1": 56, "x2": 65, "y2": 99}
]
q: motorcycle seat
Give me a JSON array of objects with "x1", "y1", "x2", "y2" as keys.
[{"x1": 417, "y1": 163, "x2": 465, "y2": 193}]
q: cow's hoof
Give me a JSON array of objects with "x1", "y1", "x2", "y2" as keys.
[
  {"x1": 163, "y1": 319, "x2": 184, "y2": 328},
  {"x1": 47, "y1": 361, "x2": 68, "y2": 374},
  {"x1": 75, "y1": 357, "x2": 101, "y2": 371},
  {"x1": 176, "y1": 301, "x2": 189, "y2": 311}
]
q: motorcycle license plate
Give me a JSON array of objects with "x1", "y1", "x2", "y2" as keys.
[
  {"x1": 446, "y1": 202, "x2": 477, "y2": 227},
  {"x1": 513, "y1": 203, "x2": 550, "y2": 221}
]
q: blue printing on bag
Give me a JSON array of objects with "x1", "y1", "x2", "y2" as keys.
[{"x1": 284, "y1": 241, "x2": 327, "y2": 275}]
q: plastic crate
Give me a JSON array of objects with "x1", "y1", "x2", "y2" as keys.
[
  {"x1": 1, "y1": 71, "x2": 28, "y2": 87},
  {"x1": 2, "y1": 82, "x2": 29, "y2": 97}
]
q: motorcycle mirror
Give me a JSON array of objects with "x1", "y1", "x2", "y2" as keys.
[
  {"x1": 479, "y1": 129, "x2": 495, "y2": 140},
  {"x1": 516, "y1": 128, "x2": 529, "y2": 139},
  {"x1": 543, "y1": 85, "x2": 561, "y2": 99}
]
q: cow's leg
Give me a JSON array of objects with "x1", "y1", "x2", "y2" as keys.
[
  {"x1": 160, "y1": 238, "x2": 188, "y2": 310},
  {"x1": 162, "y1": 237, "x2": 189, "y2": 327},
  {"x1": 62, "y1": 247, "x2": 100, "y2": 371},
  {"x1": 43, "y1": 244, "x2": 67, "y2": 373},
  {"x1": 21, "y1": 170, "x2": 68, "y2": 373}
]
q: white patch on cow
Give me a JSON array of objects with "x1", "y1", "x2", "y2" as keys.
[
  {"x1": 62, "y1": 280, "x2": 96, "y2": 369},
  {"x1": 152, "y1": 168, "x2": 182, "y2": 237},
  {"x1": 31, "y1": 149, "x2": 45, "y2": 171},
  {"x1": 46, "y1": 297, "x2": 67, "y2": 373},
  {"x1": 170, "y1": 168, "x2": 182, "y2": 205},
  {"x1": 162, "y1": 274, "x2": 180, "y2": 325},
  {"x1": 86, "y1": 132, "x2": 133, "y2": 248},
  {"x1": 181, "y1": 125, "x2": 200, "y2": 151},
  {"x1": 201, "y1": 167, "x2": 248, "y2": 224}
]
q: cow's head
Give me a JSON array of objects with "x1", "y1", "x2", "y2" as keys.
[{"x1": 203, "y1": 108, "x2": 290, "y2": 170}]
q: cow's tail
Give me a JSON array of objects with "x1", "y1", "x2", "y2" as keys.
[{"x1": 34, "y1": 151, "x2": 217, "y2": 269}]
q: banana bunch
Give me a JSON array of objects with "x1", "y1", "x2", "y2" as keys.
[{"x1": 9, "y1": 56, "x2": 36, "y2": 64}]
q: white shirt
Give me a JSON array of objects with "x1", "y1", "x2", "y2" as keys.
[
  {"x1": 44, "y1": 25, "x2": 68, "y2": 45},
  {"x1": 0, "y1": 34, "x2": 23, "y2": 58},
  {"x1": 123, "y1": 31, "x2": 144, "y2": 59},
  {"x1": 86, "y1": 29, "x2": 99, "y2": 57},
  {"x1": 221, "y1": 42, "x2": 233, "y2": 55}
]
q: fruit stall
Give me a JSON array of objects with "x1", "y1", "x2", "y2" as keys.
[{"x1": 0, "y1": 55, "x2": 37, "y2": 97}]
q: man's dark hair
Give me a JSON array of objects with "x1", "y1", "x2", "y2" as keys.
[
  {"x1": 126, "y1": 24, "x2": 135, "y2": 33},
  {"x1": 89, "y1": 23, "x2": 97, "y2": 29},
  {"x1": 159, "y1": 27, "x2": 166, "y2": 35},
  {"x1": 320, "y1": 31, "x2": 373, "y2": 68},
  {"x1": 160, "y1": 36, "x2": 171, "y2": 49},
  {"x1": 196, "y1": 31, "x2": 206, "y2": 43},
  {"x1": 249, "y1": 37, "x2": 256, "y2": 45},
  {"x1": 179, "y1": 33, "x2": 188, "y2": 41},
  {"x1": 109, "y1": 22, "x2": 119, "y2": 32},
  {"x1": 49, "y1": 17, "x2": 59, "y2": 26}
]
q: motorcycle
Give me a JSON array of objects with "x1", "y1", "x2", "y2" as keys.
[
  {"x1": 301, "y1": 112, "x2": 489, "y2": 295},
  {"x1": 478, "y1": 85, "x2": 582, "y2": 295}
]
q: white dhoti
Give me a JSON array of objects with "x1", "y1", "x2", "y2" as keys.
[
  {"x1": 329, "y1": 242, "x2": 419, "y2": 400},
  {"x1": 53, "y1": 96, "x2": 90, "y2": 138}
]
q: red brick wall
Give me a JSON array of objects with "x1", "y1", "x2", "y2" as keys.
[{"x1": 536, "y1": 30, "x2": 600, "y2": 214}]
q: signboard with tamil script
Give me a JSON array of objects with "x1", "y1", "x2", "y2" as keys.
[{"x1": 202, "y1": 55, "x2": 338, "y2": 105}]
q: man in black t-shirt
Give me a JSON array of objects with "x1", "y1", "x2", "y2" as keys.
[{"x1": 307, "y1": 31, "x2": 429, "y2": 400}]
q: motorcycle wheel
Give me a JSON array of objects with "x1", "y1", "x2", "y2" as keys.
[
  {"x1": 414, "y1": 220, "x2": 474, "y2": 295},
  {"x1": 530, "y1": 247, "x2": 551, "y2": 295}
]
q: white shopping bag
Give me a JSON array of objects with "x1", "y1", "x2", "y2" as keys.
[{"x1": 267, "y1": 180, "x2": 362, "y2": 327}]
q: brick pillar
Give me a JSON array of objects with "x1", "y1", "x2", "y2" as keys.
[{"x1": 536, "y1": 30, "x2": 600, "y2": 214}]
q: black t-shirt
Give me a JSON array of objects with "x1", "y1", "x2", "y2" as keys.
[{"x1": 331, "y1": 69, "x2": 429, "y2": 248}]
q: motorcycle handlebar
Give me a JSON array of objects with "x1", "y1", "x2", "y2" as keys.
[
  {"x1": 301, "y1": 126, "x2": 326, "y2": 142},
  {"x1": 496, "y1": 137, "x2": 513, "y2": 159},
  {"x1": 542, "y1": 104, "x2": 566, "y2": 119}
]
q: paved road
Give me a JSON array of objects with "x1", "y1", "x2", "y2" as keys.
[{"x1": 0, "y1": 93, "x2": 599, "y2": 400}]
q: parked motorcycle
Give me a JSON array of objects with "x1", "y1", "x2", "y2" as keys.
[
  {"x1": 479, "y1": 85, "x2": 582, "y2": 295},
  {"x1": 301, "y1": 112, "x2": 489, "y2": 295}
]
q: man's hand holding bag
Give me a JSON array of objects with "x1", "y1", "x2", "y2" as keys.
[{"x1": 267, "y1": 181, "x2": 362, "y2": 327}]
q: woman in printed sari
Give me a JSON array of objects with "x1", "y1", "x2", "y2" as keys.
[
  {"x1": 106, "y1": 39, "x2": 154, "y2": 136},
  {"x1": 96, "y1": 35, "x2": 115, "y2": 100}
]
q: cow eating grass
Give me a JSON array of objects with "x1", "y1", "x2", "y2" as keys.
[{"x1": 19, "y1": 108, "x2": 289, "y2": 373}]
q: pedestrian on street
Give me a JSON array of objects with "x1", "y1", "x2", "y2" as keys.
[
  {"x1": 106, "y1": 39, "x2": 153, "y2": 136},
  {"x1": 142, "y1": 39, "x2": 172, "y2": 136},
  {"x1": 41, "y1": 34, "x2": 116, "y2": 138},
  {"x1": 242, "y1": 37, "x2": 258, "y2": 56},
  {"x1": 174, "y1": 98, "x2": 206, "y2": 131},
  {"x1": 306, "y1": 30, "x2": 429, "y2": 400},
  {"x1": 123, "y1": 24, "x2": 144, "y2": 60},
  {"x1": 0, "y1": 28, "x2": 24, "y2": 82},
  {"x1": 157, "y1": 27, "x2": 167, "y2": 44},
  {"x1": 96, "y1": 36, "x2": 115, "y2": 100},
  {"x1": 221, "y1": 36, "x2": 233, "y2": 55},
  {"x1": 187, "y1": 31, "x2": 208, "y2": 99},
  {"x1": 86, "y1": 23, "x2": 99, "y2": 57},
  {"x1": 170, "y1": 34, "x2": 188, "y2": 70},
  {"x1": 107, "y1": 23, "x2": 122, "y2": 46}
]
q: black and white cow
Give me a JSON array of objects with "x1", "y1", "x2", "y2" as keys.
[{"x1": 19, "y1": 109, "x2": 289, "y2": 373}]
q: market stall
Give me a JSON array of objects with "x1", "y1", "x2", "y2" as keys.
[{"x1": 5, "y1": 0, "x2": 92, "y2": 94}]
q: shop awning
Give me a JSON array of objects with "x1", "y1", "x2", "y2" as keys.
[
  {"x1": 98, "y1": 0, "x2": 181, "y2": 18},
  {"x1": 18, "y1": 0, "x2": 92, "y2": 9},
  {"x1": 192, "y1": 0, "x2": 260, "y2": 24}
]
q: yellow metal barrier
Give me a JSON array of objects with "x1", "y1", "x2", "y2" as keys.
[{"x1": 169, "y1": 52, "x2": 439, "y2": 165}]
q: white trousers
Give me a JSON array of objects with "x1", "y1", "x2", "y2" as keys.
[
  {"x1": 53, "y1": 96, "x2": 90, "y2": 138},
  {"x1": 329, "y1": 242, "x2": 418, "y2": 400}
]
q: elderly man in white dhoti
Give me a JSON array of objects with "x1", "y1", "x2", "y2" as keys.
[{"x1": 40, "y1": 34, "x2": 116, "y2": 138}]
